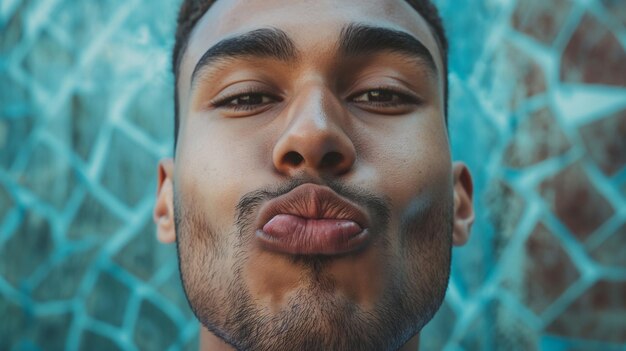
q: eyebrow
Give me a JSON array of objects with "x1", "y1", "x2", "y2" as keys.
[
  {"x1": 190, "y1": 28, "x2": 297, "y2": 85},
  {"x1": 339, "y1": 23, "x2": 438, "y2": 75},
  {"x1": 190, "y1": 24, "x2": 437, "y2": 87}
]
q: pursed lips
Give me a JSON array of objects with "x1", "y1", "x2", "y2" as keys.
[{"x1": 254, "y1": 183, "x2": 372, "y2": 255}]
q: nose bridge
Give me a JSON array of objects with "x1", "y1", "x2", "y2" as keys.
[
  {"x1": 272, "y1": 83, "x2": 356, "y2": 176},
  {"x1": 289, "y1": 85, "x2": 337, "y2": 133}
]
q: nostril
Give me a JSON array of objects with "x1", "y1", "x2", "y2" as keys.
[
  {"x1": 283, "y1": 151, "x2": 304, "y2": 166},
  {"x1": 319, "y1": 151, "x2": 344, "y2": 169}
]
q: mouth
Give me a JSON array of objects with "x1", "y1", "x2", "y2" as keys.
[{"x1": 255, "y1": 183, "x2": 372, "y2": 256}]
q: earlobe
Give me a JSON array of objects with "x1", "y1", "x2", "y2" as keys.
[
  {"x1": 451, "y1": 162, "x2": 474, "y2": 246},
  {"x1": 154, "y1": 158, "x2": 176, "y2": 244}
]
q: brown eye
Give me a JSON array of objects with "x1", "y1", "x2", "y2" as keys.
[
  {"x1": 351, "y1": 89, "x2": 420, "y2": 105},
  {"x1": 211, "y1": 92, "x2": 281, "y2": 113},
  {"x1": 226, "y1": 93, "x2": 273, "y2": 106},
  {"x1": 353, "y1": 90, "x2": 399, "y2": 103},
  {"x1": 348, "y1": 88, "x2": 422, "y2": 115}
]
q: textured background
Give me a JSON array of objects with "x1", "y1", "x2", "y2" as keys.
[{"x1": 0, "y1": 0, "x2": 625, "y2": 350}]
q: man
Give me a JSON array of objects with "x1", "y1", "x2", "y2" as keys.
[{"x1": 153, "y1": 0, "x2": 474, "y2": 349}]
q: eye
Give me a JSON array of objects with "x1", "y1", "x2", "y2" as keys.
[
  {"x1": 351, "y1": 89, "x2": 417, "y2": 105},
  {"x1": 212, "y1": 92, "x2": 280, "y2": 112},
  {"x1": 348, "y1": 87, "x2": 422, "y2": 114}
]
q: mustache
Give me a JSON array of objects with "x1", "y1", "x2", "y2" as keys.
[{"x1": 235, "y1": 177, "x2": 391, "y2": 236}]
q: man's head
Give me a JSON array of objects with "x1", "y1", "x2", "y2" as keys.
[
  {"x1": 170, "y1": 0, "x2": 449, "y2": 150},
  {"x1": 154, "y1": 1, "x2": 474, "y2": 350}
]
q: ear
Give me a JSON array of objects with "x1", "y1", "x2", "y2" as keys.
[
  {"x1": 452, "y1": 162, "x2": 474, "y2": 246},
  {"x1": 154, "y1": 158, "x2": 176, "y2": 243}
]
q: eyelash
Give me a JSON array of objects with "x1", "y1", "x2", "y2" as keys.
[
  {"x1": 210, "y1": 89, "x2": 282, "y2": 111},
  {"x1": 210, "y1": 87, "x2": 421, "y2": 112},
  {"x1": 348, "y1": 86, "x2": 421, "y2": 107}
]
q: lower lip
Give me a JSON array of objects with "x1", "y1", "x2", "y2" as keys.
[{"x1": 257, "y1": 214, "x2": 370, "y2": 255}]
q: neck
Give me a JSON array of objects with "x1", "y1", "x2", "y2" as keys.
[
  {"x1": 199, "y1": 326, "x2": 420, "y2": 350},
  {"x1": 199, "y1": 328, "x2": 234, "y2": 351}
]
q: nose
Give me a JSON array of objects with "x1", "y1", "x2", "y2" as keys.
[{"x1": 272, "y1": 87, "x2": 356, "y2": 177}]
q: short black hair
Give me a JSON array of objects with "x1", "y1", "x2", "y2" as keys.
[{"x1": 172, "y1": 0, "x2": 448, "y2": 149}]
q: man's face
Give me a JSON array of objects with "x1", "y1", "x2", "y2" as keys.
[{"x1": 154, "y1": 0, "x2": 474, "y2": 350}]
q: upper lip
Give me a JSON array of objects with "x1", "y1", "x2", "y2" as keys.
[{"x1": 255, "y1": 183, "x2": 370, "y2": 230}]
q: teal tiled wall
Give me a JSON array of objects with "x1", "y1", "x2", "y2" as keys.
[{"x1": 1, "y1": 0, "x2": 625, "y2": 350}]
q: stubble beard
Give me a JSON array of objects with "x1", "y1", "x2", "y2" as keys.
[{"x1": 174, "y1": 179, "x2": 453, "y2": 351}]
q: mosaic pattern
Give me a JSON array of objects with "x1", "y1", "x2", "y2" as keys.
[{"x1": 0, "y1": 0, "x2": 625, "y2": 350}]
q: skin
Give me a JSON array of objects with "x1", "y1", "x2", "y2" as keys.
[{"x1": 154, "y1": 0, "x2": 474, "y2": 350}]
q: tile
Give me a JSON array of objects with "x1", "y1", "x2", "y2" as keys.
[
  {"x1": 504, "y1": 107, "x2": 570, "y2": 169},
  {"x1": 20, "y1": 30, "x2": 74, "y2": 95},
  {"x1": 539, "y1": 162, "x2": 614, "y2": 240},
  {"x1": 157, "y1": 267, "x2": 195, "y2": 318},
  {"x1": 547, "y1": 280, "x2": 626, "y2": 343},
  {"x1": 133, "y1": 298, "x2": 178, "y2": 350},
  {"x1": 79, "y1": 330, "x2": 123, "y2": 351},
  {"x1": 66, "y1": 89, "x2": 112, "y2": 161},
  {"x1": 0, "y1": 113, "x2": 35, "y2": 170},
  {"x1": 560, "y1": 13, "x2": 626, "y2": 87},
  {"x1": 125, "y1": 79, "x2": 174, "y2": 143},
  {"x1": 67, "y1": 193, "x2": 124, "y2": 241},
  {"x1": 600, "y1": 0, "x2": 626, "y2": 26},
  {"x1": 580, "y1": 109, "x2": 626, "y2": 176},
  {"x1": 113, "y1": 218, "x2": 173, "y2": 281},
  {"x1": 439, "y1": 0, "x2": 501, "y2": 79},
  {"x1": 484, "y1": 179, "x2": 527, "y2": 259},
  {"x1": 458, "y1": 299, "x2": 539, "y2": 350},
  {"x1": 32, "y1": 248, "x2": 98, "y2": 301},
  {"x1": 511, "y1": 0, "x2": 573, "y2": 45},
  {"x1": 0, "y1": 210, "x2": 54, "y2": 287},
  {"x1": 0, "y1": 184, "x2": 14, "y2": 219},
  {"x1": 520, "y1": 223, "x2": 580, "y2": 313},
  {"x1": 32, "y1": 313, "x2": 73, "y2": 350},
  {"x1": 19, "y1": 143, "x2": 77, "y2": 210},
  {"x1": 419, "y1": 300, "x2": 457, "y2": 350},
  {"x1": 0, "y1": 299, "x2": 27, "y2": 350},
  {"x1": 0, "y1": 0, "x2": 28, "y2": 56},
  {"x1": 589, "y1": 223, "x2": 626, "y2": 268},
  {"x1": 86, "y1": 271, "x2": 130, "y2": 327},
  {"x1": 99, "y1": 129, "x2": 158, "y2": 207},
  {"x1": 48, "y1": 0, "x2": 130, "y2": 51}
]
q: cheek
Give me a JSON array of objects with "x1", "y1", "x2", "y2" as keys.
[
  {"x1": 355, "y1": 113, "x2": 451, "y2": 211},
  {"x1": 176, "y1": 117, "x2": 274, "y2": 235}
]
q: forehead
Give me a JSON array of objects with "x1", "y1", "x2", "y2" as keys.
[{"x1": 178, "y1": 0, "x2": 444, "y2": 90}]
